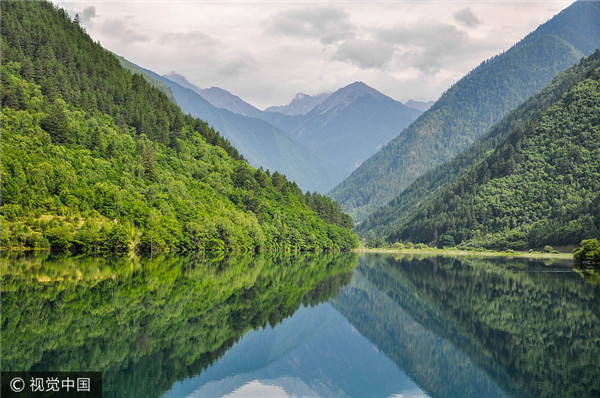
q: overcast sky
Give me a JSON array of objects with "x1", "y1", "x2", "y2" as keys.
[{"x1": 56, "y1": 0, "x2": 574, "y2": 109}]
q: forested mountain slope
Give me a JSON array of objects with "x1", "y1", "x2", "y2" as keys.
[
  {"x1": 331, "y1": 0, "x2": 600, "y2": 221},
  {"x1": 0, "y1": 1, "x2": 357, "y2": 254},
  {"x1": 389, "y1": 51, "x2": 600, "y2": 249},
  {"x1": 358, "y1": 51, "x2": 600, "y2": 241}
]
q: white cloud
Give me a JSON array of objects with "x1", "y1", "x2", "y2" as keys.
[
  {"x1": 159, "y1": 31, "x2": 219, "y2": 48},
  {"x1": 80, "y1": 6, "x2": 96, "y2": 25},
  {"x1": 54, "y1": 0, "x2": 575, "y2": 109},
  {"x1": 267, "y1": 7, "x2": 355, "y2": 45},
  {"x1": 453, "y1": 7, "x2": 482, "y2": 28},
  {"x1": 99, "y1": 18, "x2": 150, "y2": 43},
  {"x1": 335, "y1": 39, "x2": 394, "y2": 69}
]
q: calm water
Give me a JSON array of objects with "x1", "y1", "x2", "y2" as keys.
[{"x1": 1, "y1": 252, "x2": 599, "y2": 397}]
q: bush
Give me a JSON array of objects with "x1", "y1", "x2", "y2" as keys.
[
  {"x1": 44, "y1": 226, "x2": 73, "y2": 252},
  {"x1": 573, "y1": 239, "x2": 600, "y2": 263},
  {"x1": 438, "y1": 234, "x2": 455, "y2": 248}
]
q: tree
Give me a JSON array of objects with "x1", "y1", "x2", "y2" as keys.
[
  {"x1": 41, "y1": 99, "x2": 71, "y2": 143},
  {"x1": 573, "y1": 239, "x2": 600, "y2": 263}
]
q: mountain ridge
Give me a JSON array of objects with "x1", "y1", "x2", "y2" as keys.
[
  {"x1": 164, "y1": 72, "x2": 265, "y2": 119},
  {"x1": 261, "y1": 81, "x2": 422, "y2": 178},
  {"x1": 265, "y1": 92, "x2": 330, "y2": 116},
  {"x1": 117, "y1": 63, "x2": 346, "y2": 193}
]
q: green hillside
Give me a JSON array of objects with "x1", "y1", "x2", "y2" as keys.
[
  {"x1": 359, "y1": 50, "x2": 600, "y2": 242},
  {"x1": 0, "y1": 1, "x2": 357, "y2": 254},
  {"x1": 330, "y1": 0, "x2": 600, "y2": 222},
  {"x1": 114, "y1": 54, "x2": 177, "y2": 104},
  {"x1": 389, "y1": 51, "x2": 600, "y2": 249}
]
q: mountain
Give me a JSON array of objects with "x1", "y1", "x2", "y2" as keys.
[
  {"x1": 388, "y1": 50, "x2": 600, "y2": 249},
  {"x1": 163, "y1": 71, "x2": 198, "y2": 91},
  {"x1": 135, "y1": 74, "x2": 420, "y2": 189},
  {"x1": 358, "y1": 49, "x2": 600, "y2": 243},
  {"x1": 197, "y1": 86, "x2": 265, "y2": 118},
  {"x1": 123, "y1": 66, "x2": 345, "y2": 193},
  {"x1": 0, "y1": 0, "x2": 357, "y2": 253},
  {"x1": 405, "y1": 99, "x2": 434, "y2": 112},
  {"x1": 117, "y1": 55, "x2": 177, "y2": 103},
  {"x1": 330, "y1": 0, "x2": 600, "y2": 222},
  {"x1": 262, "y1": 81, "x2": 422, "y2": 178},
  {"x1": 164, "y1": 72, "x2": 264, "y2": 118},
  {"x1": 265, "y1": 92, "x2": 330, "y2": 116}
]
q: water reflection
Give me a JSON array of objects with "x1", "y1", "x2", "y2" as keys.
[
  {"x1": 165, "y1": 303, "x2": 427, "y2": 398},
  {"x1": 2, "y1": 253, "x2": 599, "y2": 398},
  {"x1": 336, "y1": 254, "x2": 600, "y2": 398},
  {"x1": 1, "y1": 252, "x2": 357, "y2": 397}
]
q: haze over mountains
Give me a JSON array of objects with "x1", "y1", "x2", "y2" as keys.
[
  {"x1": 123, "y1": 66, "x2": 344, "y2": 193},
  {"x1": 265, "y1": 92, "x2": 331, "y2": 116},
  {"x1": 134, "y1": 69, "x2": 424, "y2": 192},
  {"x1": 330, "y1": 0, "x2": 600, "y2": 222},
  {"x1": 262, "y1": 82, "x2": 422, "y2": 175}
]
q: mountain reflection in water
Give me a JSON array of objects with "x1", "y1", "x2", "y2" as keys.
[{"x1": 2, "y1": 253, "x2": 598, "y2": 397}]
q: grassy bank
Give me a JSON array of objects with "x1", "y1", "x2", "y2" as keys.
[{"x1": 353, "y1": 246, "x2": 574, "y2": 260}]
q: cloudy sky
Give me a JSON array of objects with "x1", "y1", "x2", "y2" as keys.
[{"x1": 56, "y1": 0, "x2": 574, "y2": 109}]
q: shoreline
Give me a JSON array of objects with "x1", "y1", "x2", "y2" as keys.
[{"x1": 352, "y1": 247, "x2": 574, "y2": 260}]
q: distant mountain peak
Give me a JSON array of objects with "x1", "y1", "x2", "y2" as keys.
[
  {"x1": 163, "y1": 71, "x2": 199, "y2": 91},
  {"x1": 162, "y1": 73, "x2": 263, "y2": 118},
  {"x1": 314, "y1": 82, "x2": 394, "y2": 115},
  {"x1": 405, "y1": 100, "x2": 435, "y2": 112},
  {"x1": 197, "y1": 86, "x2": 263, "y2": 118},
  {"x1": 265, "y1": 92, "x2": 330, "y2": 116}
]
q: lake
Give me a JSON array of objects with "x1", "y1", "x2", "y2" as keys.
[{"x1": 1, "y1": 252, "x2": 599, "y2": 397}]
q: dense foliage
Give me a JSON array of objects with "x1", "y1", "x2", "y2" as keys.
[
  {"x1": 359, "y1": 50, "x2": 600, "y2": 243},
  {"x1": 331, "y1": 0, "x2": 600, "y2": 221},
  {"x1": 334, "y1": 255, "x2": 600, "y2": 398},
  {"x1": 574, "y1": 239, "x2": 600, "y2": 263},
  {"x1": 0, "y1": 1, "x2": 357, "y2": 254},
  {"x1": 1, "y1": 252, "x2": 357, "y2": 397},
  {"x1": 390, "y1": 55, "x2": 600, "y2": 249}
]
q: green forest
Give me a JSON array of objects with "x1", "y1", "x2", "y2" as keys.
[
  {"x1": 360, "y1": 51, "x2": 600, "y2": 248},
  {"x1": 0, "y1": 1, "x2": 357, "y2": 254},
  {"x1": 388, "y1": 52, "x2": 600, "y2": 249}
]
